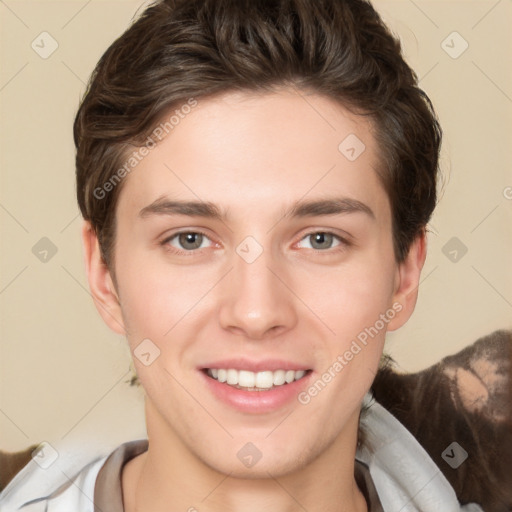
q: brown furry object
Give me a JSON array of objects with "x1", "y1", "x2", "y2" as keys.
[
  {"x1": 0, "y1": 444, "x2": 40, "y2": 493},
  {"x1": 371, "y1": 329, "x2": 512, "y2": 512}
]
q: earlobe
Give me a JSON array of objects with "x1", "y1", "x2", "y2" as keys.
[
  {"x1": 81, "y1": 220, "x2": 126, "y2": 335},
  {"x1": 387, "y1": 230, "x2": 427, "y2": 332}
]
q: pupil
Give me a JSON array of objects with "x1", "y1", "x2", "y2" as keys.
[
  {"x1": 312, "y1": 233, "x2": 331, "y2": 249},
  {"x1": 180, "y1": 232, "x2": 202, "y2": 250}
]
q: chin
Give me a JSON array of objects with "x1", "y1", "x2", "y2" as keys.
[
  {"x1": 207, "y1": 454, "x2": 307, "y2": 480},
  {"x1": 192, "y1": 436, "x2": 316, "y2": 480}
]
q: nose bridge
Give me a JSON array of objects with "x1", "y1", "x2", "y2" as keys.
[{"x1": 218, "y1": 238, "x2": 297, "y2": 338}]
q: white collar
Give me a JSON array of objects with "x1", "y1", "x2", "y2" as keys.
[
  {"x1": 0, "y1": 395, "x2": 484, "y2": 511},
  {"x1": 356, "y1": 394, "x2": 483, "y2": 512}
]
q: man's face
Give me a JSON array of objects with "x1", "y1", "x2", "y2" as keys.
[{"x1": 106, "y1": 88, "x2": 409, "y2": 476}]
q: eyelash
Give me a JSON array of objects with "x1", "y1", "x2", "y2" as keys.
[
  {"x1": 160, "y1": 229, "x2": 351, "y2": 256},
  {"x1": 160, "y1": 230, "x2": 213, "y2": 256}
]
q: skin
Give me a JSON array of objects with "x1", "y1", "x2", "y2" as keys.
[{"x1": 82, "y1": 87, "x2": 426, "y2": 512}]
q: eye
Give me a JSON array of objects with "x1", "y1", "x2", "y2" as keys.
[
  {"x1": 296, "y1": 232, "x2": 344, "y2": 251},
  {"x1": 162, "y1": 231, "x2": 213, "y2": 252}
]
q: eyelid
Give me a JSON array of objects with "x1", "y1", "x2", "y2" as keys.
[
  {"x1": 294, "y1": 229, "x2": 352, "y2": 250},
  {"x1": 160, "y1": 228, "x2": 217, "y2": 255}
]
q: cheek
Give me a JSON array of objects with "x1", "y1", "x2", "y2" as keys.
[
  {"x1": 292, "y1": 252, "x2": 396, "y2": 404},
  {"x1": 294, "y1": 259, "x2": 393, "y2": 417},
  {"x1": 294, "y1": 254, "x2": 396, "y2": 338},
  {"x1": 115, "y1": 256, "x2": 217, "y2": 396},
  {"x1": 115, "y1": 249, "x2": 218, "y2": 344}
]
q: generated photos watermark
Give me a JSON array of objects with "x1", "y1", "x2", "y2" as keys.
[
  {"x1": 93, "y1": 98, "x2": 198, "y2": 200},
  {"x1": 298, "y1": 301, "x2": 402, "y2": 405}
]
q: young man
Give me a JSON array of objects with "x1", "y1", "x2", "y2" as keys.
[{"x1": 0, "y1": 0, "x2": 491, "y2": 510}]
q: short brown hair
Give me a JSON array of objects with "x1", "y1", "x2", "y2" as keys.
[{"x1": 74, "y1": 0, "x2": 442, "y2": 273}]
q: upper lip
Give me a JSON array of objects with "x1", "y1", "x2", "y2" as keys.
[{"x1": 200, "y1": 358, "x2": 312, "y2": 372}]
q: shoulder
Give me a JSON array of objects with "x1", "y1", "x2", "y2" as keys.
[
  {"x1": 0, "y1": 440, "x2": 113, "y2": 512},
  {"x1": 357, "y1": 397, "x2": 484, "y2": 512}
]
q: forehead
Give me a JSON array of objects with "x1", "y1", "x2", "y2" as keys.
[{"x1": 116, "y1": 88, "x2": 389, "y2": 223}]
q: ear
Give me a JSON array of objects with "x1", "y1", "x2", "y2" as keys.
[
  {"x1": 81, "y1": 220, "x2": 126, "y2": 335},
  {"x1": 387, "y1": 229, "x2": 427, "y2": 332}
]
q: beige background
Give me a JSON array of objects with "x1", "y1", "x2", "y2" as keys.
[{"x1": 1, "y1": 0, "x2": 511, "y2": 451}]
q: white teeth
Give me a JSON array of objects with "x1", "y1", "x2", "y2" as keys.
[
  {"x1": 238, "y1": 370, "x2": 255, "y2": 388},
  {"x1": 285, "y1": 370, "x2": 295, "y2": 383},
  {"x1": 206, "y1": 368, "x2": 308, "y2": 390},
  {"x1": 273, "y1": 370, "x2": 286, "y2": 385},
  {"x1": 226, "y1": 369, "x2": 238, "y2": 385},
  {"x1": 255, "y1": 371, "x2": 273, "y2": 388}
]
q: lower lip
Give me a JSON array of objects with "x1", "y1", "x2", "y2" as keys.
[{"x1": 199, "y1": 370, "x2": 313, "y2": 414}]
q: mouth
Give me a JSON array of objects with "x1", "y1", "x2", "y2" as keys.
[
  {"x1": 199, "y1": 366, "x2": 314, "y2": 413},
  {"x1": 202, "y1": 368, "x2": 312, "y2": 391}
]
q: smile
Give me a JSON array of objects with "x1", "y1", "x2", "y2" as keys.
[
  {"x1": 205, "y1": 368, "x2": 310, "y2": 391},
  {"x1": 200, "y1": 366, "x2": 314, "y2": 413}
]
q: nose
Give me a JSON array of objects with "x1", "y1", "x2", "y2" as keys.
[{"x1": 218, "y1": 244, "x2": 298, "y2": 340}]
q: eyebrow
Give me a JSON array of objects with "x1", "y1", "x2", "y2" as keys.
[{"x1": 138, "y1": 196, "x2": 375, "y2": 221}]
